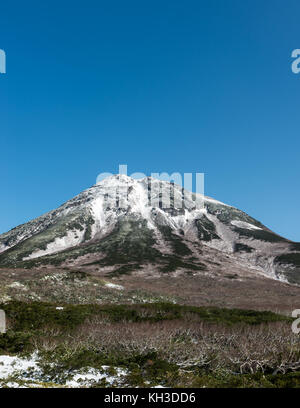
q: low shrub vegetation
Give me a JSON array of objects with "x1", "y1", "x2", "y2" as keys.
[{"x1": 0, "y1": 301, "x2": 299, "y2": 387}]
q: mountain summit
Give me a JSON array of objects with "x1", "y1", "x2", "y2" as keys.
[{"x1": 0, "y1": 175, "x2": 299, "y2": 284}]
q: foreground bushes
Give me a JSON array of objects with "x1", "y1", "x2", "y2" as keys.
[
  {"x1": 32, "y1": 319, "x2": 300, "y2": 387},
  {"x1": 0, "y1": 331, "x2": 31, "y2": 353},
  {"x1": 0, "y1": 301, "x2": 299, "y2": 387}
]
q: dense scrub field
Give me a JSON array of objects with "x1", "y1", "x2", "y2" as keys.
[{"x1": 0, "y1": 301, "x2": 299, "y2": 388}]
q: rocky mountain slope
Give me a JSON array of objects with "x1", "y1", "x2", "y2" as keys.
[{"x1": 0, "y1": 175, "x2": 299, "y2": 284}]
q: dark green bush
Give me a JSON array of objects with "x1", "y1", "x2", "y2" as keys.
[
  {"x1": 0, "y1": 301, "x2": 290, "y2": 333},
  {"x1": 0, "y1": 331, "x2": 31, "y2": 353}
]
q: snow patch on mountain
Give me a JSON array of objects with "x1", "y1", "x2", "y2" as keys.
[
  {"x1": 90, "y1": 196, "x2": 106, "y2": 236},
  {"x1": 204, "y1": 196, "x2": 231, "y2": 207},
  {"x1": 0, "y1": 244, "x2": 9, "y2": 254},
  {"x1": 231, "y1": 220, "x2": 262, "y2": 230},
  {"x1": 23, "y1": 229, "x2": 85, "y2": 260},
  {"x1": 129, "y1": 181, "x2": 156, "y2": 229}
]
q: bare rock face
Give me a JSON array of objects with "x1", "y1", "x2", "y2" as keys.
[{"x1": 0, "y1": 175, "x2": 299, "y2": 285}]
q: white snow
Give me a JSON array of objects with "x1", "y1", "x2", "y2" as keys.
[
  {"x1": 204, "y1": 196, "x2": 231, "y2": 207},
  {"x1": 231, "y1": 220, "x2": 262, "y2": 231},
  {"x1": 0, "y1": 353, "x2": 128, "y2": 388},
  {"x1": 23, "y1": 229, "x2": 85, "y2": 260},
  {"x1": 0, "y1": 244, "x2": 10, "y2": 254},
  {"x1": 90, "y1": 196, "x2": 106, "y2": 236},
  {"x1": 64, "y1": 366, "x2": 127, "y2": 388},
  {"x1": 168, "y1": 208, "x2": 207, "y2": 230},
  {"x1": 8, "y1": 282, "x2": 27, "y2": 290},
  {"x1": 0, "y1": 353, "x2": 39, "y2": 382},
  {"x1": 130, "y1": 181, "x2": 154, "y2": 226},
  {"x1": 104, "y1": 282, "x2": 124, "y2": 290}
]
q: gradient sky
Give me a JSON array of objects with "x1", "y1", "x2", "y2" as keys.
[{"x1": 0, "y1": 0, "x2": 300, "y2": 241}]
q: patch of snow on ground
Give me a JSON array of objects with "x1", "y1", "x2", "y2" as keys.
[
  {"x1": 105, "y1": 282, "x2": 124, "y2": 290},
  {"x1": 8, "y1": 282, "x2": 27, "y2": 290},
  {"x1": 65, "y1": 366, "x2": 127, "y2": 388},
  {"x1": 0, "y1": 353, "x2": 128, "y2": 388},
  {"x1": 0, "y1": 353, "x2": 39, "y2": 382}
]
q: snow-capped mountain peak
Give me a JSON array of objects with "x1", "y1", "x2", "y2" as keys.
[{"x1": 0, "y1": 176, "x2": 299, "y2": 285}]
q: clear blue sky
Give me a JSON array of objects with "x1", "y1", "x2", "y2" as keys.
[{"x1": 0, "y1": 0, "x2": 299, "y2": 241}]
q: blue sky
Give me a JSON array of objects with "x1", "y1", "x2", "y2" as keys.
[{"x1": 0, "y1": 0, "x2": 300, "y2": 241}]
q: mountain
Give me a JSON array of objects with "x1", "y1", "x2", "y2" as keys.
[{"x1": 0, "y1": 175, "x2": 299, "y2": 285}]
